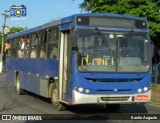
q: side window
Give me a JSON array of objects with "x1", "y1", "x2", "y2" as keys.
[
  {"x1": 5, "y1": 39, "x2": 11, "y2": 58},
  {"x1": 24, "y1": 35, "x2": 30, "y2": 58},
  {"x1": 17, "y1": 36, "x2": 25, "y2": 58},
  {"x1": 40, "y1": 30, "x2": 47, "y2": 44},
  {"x1": 31, "y1": 33, "x2": 38, "y2": 45},
  {"x1": 47, "y1": 27, "x2": 59, "y2": 59},
  {"x1": 30, "y1": 33, "x2": 38, "y2": 59},
  {"x1": 12, "y1": 38, "x2": 18, "y2": 58},
  {"x1": 38, "y1": 30, "x2": 47, "y2": 59}
]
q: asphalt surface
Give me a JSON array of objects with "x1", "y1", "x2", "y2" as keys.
[{"x1": 0, "y1": 75, "x2": 160, "y2": 123}]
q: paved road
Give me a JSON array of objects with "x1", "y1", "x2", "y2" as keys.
[{"x1": 0, "y1": 75, "x2": 160, "y2": 122}]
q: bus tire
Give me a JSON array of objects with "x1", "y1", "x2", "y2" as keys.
[
  {"x1": 106, "y1": 104, "x2": 122, "y2": 111},
  {"x1": 51, "y1": 83, "x2": 66, "y2": 111},
  {"x1": 16, "y1": 74, "x2": 25, "y2": 95}
]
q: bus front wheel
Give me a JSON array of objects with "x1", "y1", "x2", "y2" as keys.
[
  {"x1": 51, "y1": 83, "x2": 65, "y2": 111},
  {"x1": 16, "y1": 74, "x2": 25, "y2": 95}
]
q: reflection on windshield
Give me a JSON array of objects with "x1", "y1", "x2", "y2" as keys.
[{"x1": 77, "y1": 30, "x2": 150, "y2": 72}]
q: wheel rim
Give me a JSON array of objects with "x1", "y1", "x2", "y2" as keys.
[
  {"x1": 16, "y1": 76, "x2": 20, "y2": 92},
  {"x1": 52, "y1": 88, "x2": 59, "y2": 105}
]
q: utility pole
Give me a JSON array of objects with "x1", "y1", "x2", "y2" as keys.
[{"x1": 0, "y1": 10, "x2": 10, "y2": 73}]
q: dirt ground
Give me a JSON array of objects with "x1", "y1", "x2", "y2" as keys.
[{"x1": 151, "y1": 84, "x2": 160, "y2": 105}]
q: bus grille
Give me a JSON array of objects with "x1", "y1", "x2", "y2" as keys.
[
  {"x1": 101, "y1": 96, "x2": 130, "y2": 101},
  {"x1": 97, "y1": 89, "x2": 132, "y2": 92},
  {"x1": 86, "y1": 78, "x2": 142, "y2": 82}
]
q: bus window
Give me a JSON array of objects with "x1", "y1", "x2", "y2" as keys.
[
  {"x1": 47, "y1": 27, "x2": 59, "y2": 59},
  {"x1": 30, "y1": 33, "x2": 38, "y2": 59},
  {"x1": 24, "y1": 36, "x2": 30, "y2": 58},
  {"x1": 39, "y1": 30, "x2": 47, "y2": 44},
  {"x1": 30, "y1": 46, "x2": 37, "y2": 58},
  {"x1": 4, "y1": 40, "x2": 11, "y2": 60},
  {"x1": 39, "y1": 46, "x2": 46, "y2": 59},
  {"x1": 17, "y1": 37, "x2": 25, "y2": 58},
  {"x1": 31, "y1": 33, "x2": 38, "y2": 45},
  {"x1": 48, "y1": 27, "x2": 59, "y2": 42},
  {"x1": 20, "y1": 37, "x2": 25, "y2": 50},
  {"x1": 48, "y1": 30, "x2": 52, "y2": 42},
  {"x1": 48, "y1": 44, "x2": 58, "y2": 59},
  {"x1": 38, "y1": 31, "x2": 47, "y2": 59},
  {"x1": 12, "y1": 38, "x2": 18, "y2": 58}
]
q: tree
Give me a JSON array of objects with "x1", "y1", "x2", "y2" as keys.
[
  {"x1": 0, "y1": 27, "x2": 26, "y2": 52},
  {"x1": 0, "y1": 26, "x2": 26, "y2": 43},
  {"x1": 8, "y1": 26, "x2": 27, "y2": 35},
  {"x1": 80, "y1": 0, "x2": 160, "y2": 42}
]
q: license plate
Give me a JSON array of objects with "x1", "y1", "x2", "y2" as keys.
[{"x1": 136, "y1": 95, "x2": 148, "y2": 101}]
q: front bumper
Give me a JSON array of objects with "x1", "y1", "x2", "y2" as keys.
[{"x1": 72, "y1": 90, "x2": 151, "y2": 104}]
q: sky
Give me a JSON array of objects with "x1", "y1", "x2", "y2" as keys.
[{"x1": 0, "y1": 0, "x2": 85, "y2": 29}]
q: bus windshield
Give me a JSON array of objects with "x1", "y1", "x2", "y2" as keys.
[{"x1": 77, "y1": 29, "x2": 150, "y2": 73}]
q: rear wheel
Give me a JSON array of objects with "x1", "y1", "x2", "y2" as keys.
[
  {"x1": 51, "y1": 83, "x2": 66, "y2": 111},
  {"x1": 16, "y1": 74, "x2": 25, "y2": 95},
  {"x1": 106, "y1": 104, "x2": 122, "y2": 111}
]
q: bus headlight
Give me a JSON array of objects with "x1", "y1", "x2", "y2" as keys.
[
  {"x1": 138, "y1": 88, "x2": 143, "y2": 93},
  {"x1": 85, "y1": 89, "x2": 90, "y2": 93},
  {"x1": 143, "y1": 87, "x2": 148, "y2": 92},
  {"x1": 78, "y1": 87, "x2": 84, "y2": 93}
]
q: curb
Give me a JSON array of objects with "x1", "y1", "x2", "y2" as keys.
[
  {"x1": 0, "y1": 74, "x2": 6, "y2": 75},
  {"x1": 149, "y1": 102, "x2": 160, "y2": 107},
  {"x1": 0, "y1": 72, "x2": 6, "y2": 75}
]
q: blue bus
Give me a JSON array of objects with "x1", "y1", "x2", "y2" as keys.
[{"x1": 6, "y1": 13, "x2": 151, "y2": 111}]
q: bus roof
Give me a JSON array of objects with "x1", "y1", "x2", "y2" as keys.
[{"x1": 7, "y1": 13, "x2": 147, "y2": 39}]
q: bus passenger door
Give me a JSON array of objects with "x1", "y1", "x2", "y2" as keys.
[{"x1": 59, "y1": 31, "x2": 70, "y2": 102}]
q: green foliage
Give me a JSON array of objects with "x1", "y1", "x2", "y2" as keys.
[
  {"x1": 0, "y1": 26, "x2": 26, "y2": 44},
  {"x1": 80, "y1": 0, "x2": 160, "y2": 41},
  {"x1": 8, "y1": 26, "x2": 26, "y2": 35}
]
